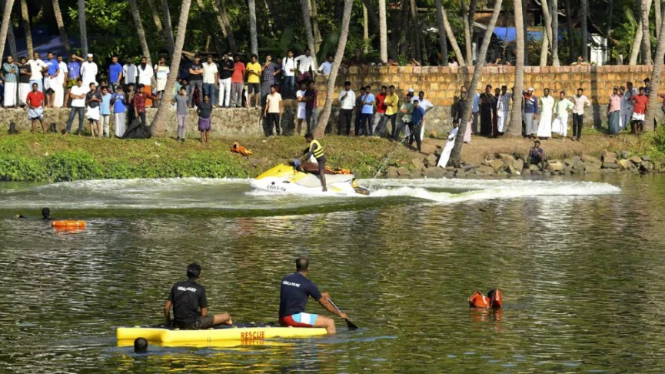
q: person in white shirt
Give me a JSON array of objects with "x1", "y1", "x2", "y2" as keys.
[
  {"x1": 154, "y1": 56, "x2": 170, "y2": 106},
  {"x1": 295, "y1": 82, "x2": 308, "y2": 136},
  {"x1": 552, "y1": 90, "x2": 574, "y2": 138},
  {"x1": 537, "y1": 88, "x2": 555, "y2": 139},
  {"x1": 137, "y1": 56, "x2": 154, "y2": 107},
  {"x1": 263, "y1": 85, "x2": 283, "y2": 136},
  {"x1": 27, "y1": 52, "x2": 48, "y2": 92},
  {"x1": 496, "y1": 85, "x2": 511, "y2": 134},
  {"x1": 620, "y1": 81, "x2": 637, "y2": 131},
  {"x1": 416, "y1": 91, "x2": 434, "y2": 141},
  {"x1": 338, "y1": 81, "x2": 356, "y2": 135},
  {"x1": 80, "y1": 54, "x2": 98, "y2": 88},
  {"x1": 282, "y1": 50, "x2": 297, "y2": 99},
  {"x1": 317, "y1": 55, "x2": 334, "y2": 76},
  {"x1": 295, "y1": 49, "x2": 315, "y2": 81},
  {"x1": 54, "y1": 55, "x2": 68, "y2": 108},
  {"x1": 123, "y1": 57, "x2": 138, "y2": 87},
  {"x1": 202, "y1": 55, "x2": 219, "y2": 107},
  {"x1": 65, "y1": 78, "x2": 89, "y2": 135}
]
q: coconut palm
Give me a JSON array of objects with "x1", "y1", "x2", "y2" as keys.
[
  {"x1": 20, "y1": 0, "x2": 33, "y2": 57},
  {"x1": 552, "y1": 0, "x2": 560, "y2": 66},
  {"x1": 0, "y1": 0, "x2": 16, "y2": 61},
  {"x1": 300, "y1": 0, "x2": 318, "y2": 68},
  {"x1": 211, "y1": 0, "x2": 237, "y2": 53},
  {"x1": 145, "y1": 0, "x2": 166, "y2": 41},
  {"x1": 310, "y1": 0, "x2": 322, "y2": 53},
  {"x1": 449, "y1": 0, "x2": 504, "y2": 166},
  {"x1": 7, "y1": 18, "x2": 17, "y2": 57},
  {"x1": 161, "y1": 0, "x2": 175, "y2": 54},
  {"x1": 644, "y1": 13, "x2": 665, "y2": 131},
  {"x1": 128, "y1": 0, "x2": 152, "y2": 65},
  {"x1": 580, "y1": 0, "x2": 588, "y2": 61},
  {"x1": 434, "y1": 0, "x2": 448, "y2": 66},
  {"x1": 461, "y1": 0, "x2": 472, "y2": 63},
  {"x1": 379, "y1": 0, "x2": 388, "y2": 63},
  {"x1": 439, "y1": 2, "x2": 466, "y2": 66},
  {"x1": 640, "y1": 0, "x2": 653, "y2": 64},
  {"x1": 248, "y1": 0, "x2": 258, "y2": 56},
  {"x1": 508, "y1": 0, "x2": 525, "y2": 136},
  {"x1": 314, "y1": 0, "x2": 353, "y2": 139},
  {"x1": 52, "y1": 0, "x2": 71, "y2": 54},
  {"x1": 540, "y1": 0, "x2": 553, "y2": 66},
  {"x1": 150, "y1": 0, "x2": 193, "y2": 136},
  {"x1": 629, "y1": 0, "x2": 643, "y2": 65},
  {"x1": 78, "y1": 0, "x2": 87, "y2": 56}
]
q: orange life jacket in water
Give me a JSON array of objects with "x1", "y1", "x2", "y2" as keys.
[
  {"x1": 231, "y1": 142, "x2": 253, "y2": 156},
  {"x1": 468, "y1": 289, "x2": 502, "y2": 309}
]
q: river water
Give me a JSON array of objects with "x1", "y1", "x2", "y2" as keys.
[{"x1": 1, "y1": 175, "x2": 664, "y2": 373}]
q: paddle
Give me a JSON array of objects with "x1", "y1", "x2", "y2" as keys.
[{"x1": 327, "y1": 298, "x2": 358, "y2": 330}]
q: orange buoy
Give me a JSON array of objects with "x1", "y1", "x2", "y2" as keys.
[
  {"x1": 487, "y1": 289, "x2": 502, "y2": 309},
  {"x1": 51, "y1": 220, "x2": 86, "y2": 229},
  {"x1": 468, "y1": 290, "x2": 490, "y2": 308}
]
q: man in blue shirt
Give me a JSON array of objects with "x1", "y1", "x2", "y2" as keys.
[
  {"x1": 359, "y1": 85, "x2": 375, "y2": 136},
  {"x1": 279, "y1": 258, "x2": 347, "y2": 334},
  {"x1": 44, "y1": 52, "x2": 60, "y2": 108},
  {"x1": 65, "y1": 54, "x2": 83, "y2": 106},
  {"x1": 522, "y1": 88, "x2": 539, "y2": 138},
  {"x1": 409, "y1": 100, "x2": 426, "y2": 152},
  {"x1": 108, "y1": 55, "x2": 123, "y2": 93},
  {"x1": 527, "y1": 140, "x2": 546, "y2": 169}
]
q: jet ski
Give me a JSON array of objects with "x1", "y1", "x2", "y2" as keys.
[{"x1": 250, "y1": 163, "x2": 370, "y2": 196}]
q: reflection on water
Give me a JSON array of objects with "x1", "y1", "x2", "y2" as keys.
[{"x1": 1, "y1": 175, "x2": 665, "y2": 373}]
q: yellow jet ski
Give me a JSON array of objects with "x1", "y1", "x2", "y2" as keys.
[{"x1": 250, "y1": 164, "x2": 370, "y2": 196}]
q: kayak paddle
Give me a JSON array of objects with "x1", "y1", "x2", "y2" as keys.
[{"x1": 327, "y1": 298, "x2": 358, "y2": 330}]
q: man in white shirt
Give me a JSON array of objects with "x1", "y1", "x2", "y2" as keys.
[
  {"x1": 496, "y1": 85, "x2": 511, "y2": 134},
  {"x1": 295, "y1": 82, "x2": 308, "y2": 135},
  {"x1": 202, "y1": 55, "x2": 219, "y2": 107},
  {"x1": 282, "y1": 50, "x2": 297, "y2": 99},
  {"x1": 27, "y1": 52, "x2": 48, "y2": 92},
  {"x1": 54, "y1": 54, "x2": 68, "y2": 108},
  {"x1": 80, "y1": 54, "x2": 98, "y2": 88},
  {"x1": 137, "y1": 56, "x2": 154, "y2": 107},
  {"x1": 123, "y1": 57, "x2": 138, "y2": 88},
  {"x1": 65, "y1": 78, "x2": 89, "y2": 135},
  {"x1": 295, "y1": 49, "x2": 315, "y2": 81},
  {"x1": 416, "y1": 91, "x2": 434, "y2": 140},
  {"x1": 317, "y1": 55, "x2": 334, "y2": 76},
  {"x1": 263, "y1": 85, "x2": 283, "y2": 136},
  {"x1": 338, "y1": 81, "x2": 356, "y2": 135}
]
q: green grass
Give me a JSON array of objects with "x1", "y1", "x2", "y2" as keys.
[{"x1": 0, "y1": 134, "x2": 414, "y2": 182}]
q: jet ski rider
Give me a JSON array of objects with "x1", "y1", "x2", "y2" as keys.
[{"x1": 300, "y1": 133, "x2": 327, "y2": 192}]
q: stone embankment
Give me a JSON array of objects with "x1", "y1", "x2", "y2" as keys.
[{"x1": 385, "y1": 150, "x2": 663, "y2": 179}]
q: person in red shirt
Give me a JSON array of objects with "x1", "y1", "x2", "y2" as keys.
[
  {"x1": 231, "y1": 54, "x2": 245, "y2": 108},
  {"x1": 630, "y1": 87, "x2": 649, "y2": 135},
  {"x1": 373, "y1": 86, "x2": 388, "y2": 136},
  {"x1": 133, "y1": 84, "x2": 158, "y2": 124},
  {"x1": 26, "y1": 83, "x2": 46, "y2": 133}
]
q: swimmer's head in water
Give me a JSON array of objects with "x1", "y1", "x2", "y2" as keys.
[
  {"x1": 134, "y1": 337, "x2": 148, "y2": 353},
  {"x1": 41, "y1": 207, "x2": 50, "y2": 219}
]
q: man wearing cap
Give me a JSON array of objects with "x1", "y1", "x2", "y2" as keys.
[
  {"x1": 80, "y1": 54, "x2": 98, "y2": 88},
  {"x1": 522, "y1": 88, "x2": 539, "y2": 138}
]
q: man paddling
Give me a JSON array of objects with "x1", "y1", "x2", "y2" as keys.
[
  {"x1": 164, "y1": 263, "x2": 232, "y2": 329},
  {"x1": 279, "y1": 257, "x2": 347, "y2": 334}
]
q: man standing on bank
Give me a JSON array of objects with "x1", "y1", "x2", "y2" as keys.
[
  {"x1": 164, "y1": 263, "x2": 232, "y2": 329},
  {"x1": 279, "y1": 258, "x2": 348, "y2": 334}
]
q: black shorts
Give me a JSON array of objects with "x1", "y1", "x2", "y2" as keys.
[
  {"x1": 248, "y1": 83, "x2": 260, "y2": 94},
  {"x1": 177, "y1": 315, "x2": 215, "y2": 330}
]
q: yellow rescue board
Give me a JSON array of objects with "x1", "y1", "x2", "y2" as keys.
[{"x1": 117, "y1": 326, "x2": 327, "y2": 343}]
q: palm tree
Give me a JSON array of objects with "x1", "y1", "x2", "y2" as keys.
[
  {"x1": 552, "y1": 0, "x2": 560, "y2": 66},
  {"x1": 434, "y1": 0, "x2": 448, "y2": 66},
  {"x1": 644, "y1": 14, "x2": 665, "y2": 131},
  {"x1": 461, "y1": 0, "x2": 472, "y2": 63},
  {"x1": 150, "y1": 0, "x2": 192, "y2": 136},
  {"x1": 300, "y1": 0, "x2": 318, "y2": 68},
  {"x1": 379, "y1": 0, "x2": 388, "y2": 63},
  {"x1": 314, "y1": 0, "x2": 353, "y2": 139},
  {"x1": 52, "y1": 0, "x2": 71, "y2": 54},
  {"x1": 629, "y1": 1, "x2": 643, "y2": 65},
  {"x1": 580, "y1": 0, "x2": 587, "y2": 61},
  {"x1": 640, "y1": 0, "x2": 653, "y2": 64},
  {"x1": 0, "y1": 0, "x2": 16, "y2": 61},
  {"x1": 7, "y1": 18, "x2": 17, "y2": 57},
  {"x1": 449, "y1": 0, "x2": 504, "y2": 166},
  {"x1": 212, "y1": 0, "x2": 237, "y2": 53},
  {"x1": 508, "y1": 0, "x2": 525, "y2": 136},
  {"x1": 20, "y1": 0, "x2": 33, "y2": 57},
  {"x1": 540, "y1": 0, "x2": 553, "y2": 66},
  {"x1": 310, "y1": 0, "x2": 322, "y2": 53},
  {"x1": 161, "y1": 0, "x2": 175, "y2": 54},
  {"x1": 656, "y1": 0, "x2": 661, "y2": 39},
  {"x1": 145, "y1": 0, "x2": 166, "y2": 41},
  {"x1": 248, "y1": 0, "x2": 258, "y2": 56},
  {"x1": 78, "y1": 0, "x2": 87, "y2": 56},
  {"x1": 565, "y1": 0, "x2": 575, "y2": 61},
  {"x1": 128, "y1": 0, "x2": 152, "y2": 65},
  {"x1": 440, "y1": 3, "x2": 466, "y2": 66}
]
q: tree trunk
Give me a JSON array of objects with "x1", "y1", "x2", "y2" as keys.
[
  {"x1": 363, "y1": 4, "x2": 369, "y2": 53},
  {"x1": 248, "y1": 0, "x2": 258, "y2": 56},
  {"x1": 213, "y1": 0, "x2": 237, "y2": 53},
  {"x1": 360, "y1": 0, "x2": 381, "y2": 37},
  {"x1": 641, "y1": 0, "x2": 653, "y2": 64},
  {"x1": 0, "y1": 0, "x2": 16, "y2": 61},
  {"x1": 644, "y1": 8, "x2": 665, "y2": 131},
  {"x1": 434, "y1": 0, "x2": 449, "y2": 66},
  {"x1": 145, "y1": 0, "x2": 165, "y2": 40},
  {"x1": 540, "y1": 0, "x2": 553, "y2": 66},
  {"x1": 161, "y1": 0, "x2": 175, "y2": 54},
  {"x1": 607, "y1": 0, "x2": 613, "y2": 62},
  {"x1": 310, "y1": 0, "x2": 322, "y2": 53},
  {"x1": 150, "y1": 0, "x2": 192, "y2": 136},
  {"x1": 441, "y1": 5, "x2": 466, "y2": 66},
  {"x1": 461, "y1": 0, "x2": 472, "y2": 63},
  {"x1": 20, "y1": 0, "x2": 33, "y2": 57},
  {"x1": 552, "y1": 0, "x2": 560, "y2": 66},
  {"x1": 52, "y1": 0, "x2": 71, "y2": 55},
  {"x1": 77, "y1": 0, "x2": 87, "y2": 56},
  {"x1": 580, "y1": 0, "x2": 588, "y2": 61},
  {"x1": 129, "y1": 0, "x2": 152, "y2": 65},
  {"x1": 449, "y1": 0, "x2": 504, "y2": 166},
  {"x1": 410, "y1": 0, "x2": 422, "y2": 61},
  {"x1": 398, "y1": 0, "x2": 410, "y2": 56},
  {"x1": 300, "y1": 0, "x2": 318, "y2": 68},
  {"x1": 194, "y1": 0, "x2": 225, "y2": 59},
  {"x1": 656, "y1": 0, "x2": 662, "y2": 39},
  {"x1": 314, "y1": 0, "x2": 353, "y2": 139},
  {"x1": 629, "y1": 0, "x2": 644, "y2": 65},
  {"x1": 508, "y1": 0, "x2": 525, "y2": 136},
  {"x1": 468, "y1": 0, "x2": 477, "y2": 61},
  {"x1": 379, "y1": 0, "x2": 388, "y2": 63},
  {"x1": 565, "y1": 0, "x2": 574, "y2": 62},
  {"x1": 7, "y1": 18, "x2": 17, "y2": 57}
]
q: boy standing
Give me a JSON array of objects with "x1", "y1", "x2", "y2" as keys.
[
  {"x1": 85, "y1": 82, "x2": 102, "y2": 137},
  {"x1": 99, "y1": 86, "x2": 113, "y2": 137}
]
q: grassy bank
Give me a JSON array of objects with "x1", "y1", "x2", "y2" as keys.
[{"x1": 0, "y1": 134, "x2": 415, "y2": 182}]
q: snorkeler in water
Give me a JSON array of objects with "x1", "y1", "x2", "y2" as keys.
[{"x1": 16, "y1": 207, "x2": 53, "y2": 220}]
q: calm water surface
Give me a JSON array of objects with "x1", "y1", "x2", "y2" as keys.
[{"x1": 1, "y1": 175, "x2": 664, "y2": 373}]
